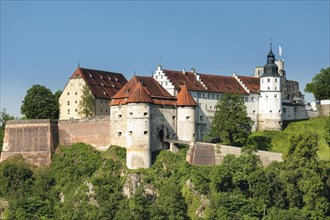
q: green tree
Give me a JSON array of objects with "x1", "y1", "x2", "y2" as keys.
[
  {"x1": 78, "y1": 84, "x2": 94, "y2": 117},
  {"x1": 305, "y1": 67, "x2": 330, "y2": 100},
  {"x1": 210, "y1": 93, "x2": 253, "y2": 146},
  {"x1": 0, "y1": 109, "x2": 15, "y2": 152},
  {"x1": 325, "y1": 116, "x2": 330, "y2": 147},
  {"x1": 53, "y1": 89, "x2": 62, "y2": 119},
  {"x1": 20, "y1": 84, "x2": 59, "y2": 119}
]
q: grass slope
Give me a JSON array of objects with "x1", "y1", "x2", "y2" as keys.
[{"x1": 252, "y1": 117, "x2": 330, "y2": 161}]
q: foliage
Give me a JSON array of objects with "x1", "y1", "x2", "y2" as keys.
[
  {"x1": 51, "y1": 143, "x2": 104, "y2": 191},
  {"x1": 78, "y1": 84, "x2": 94, "y2": 117},
  {"x1": 0, "y1": 109, "x2": 15, "y2": 152},
  {"x1": 252, "y1": 117, "x2": 330, "y2": 161},
  {"x1": 53, "y1": 90, "x2": 62, "y2": 119},
  {"x1": 0, "y1": 139, "x2": 329, "y2": 219},
  {"x1": 325, "y1": 116, "x2": 330, "y2": 147},
  {"x1": 20, "y1": 84, "x2": 60, "y2": 119},
  {"x1": 210, "y1": 93, "x2": 253, "y2": 146},
  {"x1": 0, "y1": 109, "x2": 15, "y2": 127},
  {"x1": 305, "y1": 67, "x2": 330, "y2": 100}
]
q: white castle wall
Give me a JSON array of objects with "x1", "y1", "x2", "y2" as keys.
[
  {"x1": 259, "y1": 76, "x2": 282, "y2": 130},
  {"x1": 59, "y1": 78, "x2": 110, "y2": 120},
  {"x1": 125, "y1": 103, "x2": 151, "y2": 169},
  {"x1": 177, "y1": 106, "x2": 196, "y2": 142},
  {"x1": 59, "y1": 78, "x2": 86, "y2": 120},
  {"x1": 150, "y1": 106, "x2": 177, "y2": 151}
]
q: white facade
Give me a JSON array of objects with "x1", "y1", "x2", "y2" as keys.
[{"x1": 258, "y1": 76, "x2": 282, "y2": 130}]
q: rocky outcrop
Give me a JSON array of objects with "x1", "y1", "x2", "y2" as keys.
[{"x1": 123, "y1": 173, "x2": 142, "y2": 198}]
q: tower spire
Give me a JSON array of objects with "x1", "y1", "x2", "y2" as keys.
[{"x1": 270, "y1": 38, "x2": 273, "y2": 52}]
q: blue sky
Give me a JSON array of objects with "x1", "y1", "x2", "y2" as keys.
[{"x1": 1, "y1": 1, "x2": 329, "y2": 116}]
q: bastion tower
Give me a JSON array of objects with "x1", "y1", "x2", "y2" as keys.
[
  {"x1": 258, "y1": 45, "x2": 283, "y2": 130},
  {"x1": 176, "y1": 85, "x2": 197, "y2": 142}
]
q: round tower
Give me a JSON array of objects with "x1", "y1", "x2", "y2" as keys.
[
  {"x1": 258, "y1": 45, "x2": 282, "y2": 130},
  {"x1": 176, "y1": 85, "x2": 197, "y2": 142},
  {"x1": 126, "y1": 103, "x2": 151, "y2": 169}
]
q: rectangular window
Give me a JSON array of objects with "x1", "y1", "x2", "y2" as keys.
[
  {"x1": 267, "y1": 78, "x2": 270, "y2": 83},
  {"x1": 118, "y1": 132, "x2": 122, "y2": 136},
  {"x1": 144, "y1": 131, "x2": 148, "y2": 135},
  {"x1": 186, "y1": 116, "x2": 191, "y2": 120},
  {"x1": 67, "y1": 92, "x2": 70, "y2": 95},
  {"x1": 275, "y1": 79, "x2": 278, "y2": 82},
  {"x1": 118, "y1": 114, "x2": 122, "y2": 118},
  {"x1": 144, "y1": 112, "x2": 148, "y2": 116},
  {"x1": 172, "y1": 116, "x2": 176, "y2": 120},
  {"x1": 75, "y1": 92, "x2": 78, "y2": 95},
  {"x1": 75, "y1": 109, "x2": 77, "y2": 112},
  {"x1": 67, "y1": 101, "x2": 70, "y2": 105},
  {"x1": 129, "y1": 131, "x2": 132, "y2": 135},
  {"x1": 129, "y1": 112, "x2": 133, "y2": 116},
  {"x1": 200, "y1": 116, "x2": 203, "y2": 121}
]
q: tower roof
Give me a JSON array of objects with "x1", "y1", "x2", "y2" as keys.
[
  {"x1": 261, "y1": 45, "x2": 280, "y2": 78},
  {"x1": 127, "y1": 81, "x2": 153, "y2": 104},
  {"x1": 110, "y1": 76, "x2": 177, "y2": 106},
  {"x1": 176, "y1": 85, "x2": 197, "y2": 106}
]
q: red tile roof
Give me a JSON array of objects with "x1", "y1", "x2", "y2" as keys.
[
  {"x1": 236, "y1": 75, "x2": 260, "y2": 94},
  {"x1": 70, "y1": 67, "x2": 127, "y2": 99},
  {"x1": 110, "y1": 76, "x2": 177, "y2": 106},
  {"x1": 127, "y1": 81, "x2": 153, "y2": 104},
  {"x1": 176, "y1": 85, "x2": 197, "y2": 106},
  {"x1": 163, "y1": 70, "x2": 206, "y2": 92},
  {"x1": 198, "y1": 74, "x2": 248, "y2": 95}
]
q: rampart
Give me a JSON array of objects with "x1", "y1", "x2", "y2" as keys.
[
  {"x1": 58, "y1": 116, "x2": 110, "y2": 150},
  {"x1": 1, "y1": 120, "x2": 58, "y2": 166},
  {"x1": 0, "y1": 116, "x2": 110, "y2": 166},
  {"x1": 187, "y1": 142, "x2": 283, "y2": 166}
]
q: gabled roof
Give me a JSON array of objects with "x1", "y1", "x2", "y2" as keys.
[
  {"x1": 236, "y1": 75, "x2": 260, "y2": 94},
  {"x1": 162, "y1": 70, "x2": 206, "y2": 92},
  {"x1": 176, "y1": 85, "x2": 197, "y2": 106},
  {"x1": 198, "y1": 74, "x2": 248, "y2": 95},
  {"x1": 70, "y1": 67, "x2": 127, "y2": 99},
  {"x1": 110, "y1": 76, "x2": 177, "y2": 106}
]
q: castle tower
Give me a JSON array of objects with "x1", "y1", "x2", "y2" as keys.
[
  {"x1": 125, "y1": 82, "x2": 152, "y2": 169},
  {"x1": 176, "y1": 85, "x2": 197, "y2": 142},
  {"x1": 258, "y1": 45, "x2": 282, "y2": 130}
]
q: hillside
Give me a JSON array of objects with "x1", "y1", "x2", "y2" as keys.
[
  {"x1": 251, "y1": 117, "x2": 330, "y2": 161},
  {"x1": 0, "y1": 134, "x2": 330, "y2": 219}
]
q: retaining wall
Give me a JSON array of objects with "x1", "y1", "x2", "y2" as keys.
[
  {"x1": 58, "y1": 116, "x2": 110, "y2": 150},
  {"x1": 1, "y1": 120, "x2": 58, "y2": 166}
]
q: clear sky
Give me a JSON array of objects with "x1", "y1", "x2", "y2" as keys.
[{"x1": 1, "y1": 1, "x2": 329, "y2": 117}]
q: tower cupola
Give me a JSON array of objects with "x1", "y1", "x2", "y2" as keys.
[{"x1": 261, "y1": 44, "x2": 280, "y2": 77}]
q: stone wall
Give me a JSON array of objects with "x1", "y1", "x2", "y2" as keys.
[
  {"x1": 1, "y1": 120, "x2": 58, "y2": 166},
  {"x1": 58, "y1": 116, "x2": 110, "y2": 150},
  {"x1": 186, "y1": 142, "x2": 283, "y2": 166}
]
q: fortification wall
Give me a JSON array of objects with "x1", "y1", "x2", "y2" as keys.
[
  {"x1": 186, "y1": 142, "x2": 283, "y2": 166},
  {"x1": 1, "y1": 120, "x2": 58, "y2": 166},
  {"x1": 58, "y1": 116, "x2": 110, "y2": 150},
  {"x1": 319, "y1": 100, "x2": 330, "y2": 116}
]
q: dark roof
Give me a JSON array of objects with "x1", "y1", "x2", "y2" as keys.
[
  {"x1": 236, "y1": 75, "x2": 260, "y2": 94},
  {"x1": 198, "y1": 74, "x2": 248, "y2": 95},
  {"x1": 70, "y1": 67, "x2": 127, "y2": 99},
  {"x1": 176, "y1": 85, "x2": 197, "y2": 106},
  {"x1": 261, "y1": 49, "x2": 280, "y2": 78},
  {"x1": 110, "y1": 76, "x2": 176, "y2": 106},
  {"x1": 163, "y1": 70, "x2": 206, "y2": 91}
]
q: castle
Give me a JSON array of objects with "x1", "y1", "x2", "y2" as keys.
[{"x1": 1, "y1": 47, "x2": 308, "y2": 169}]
